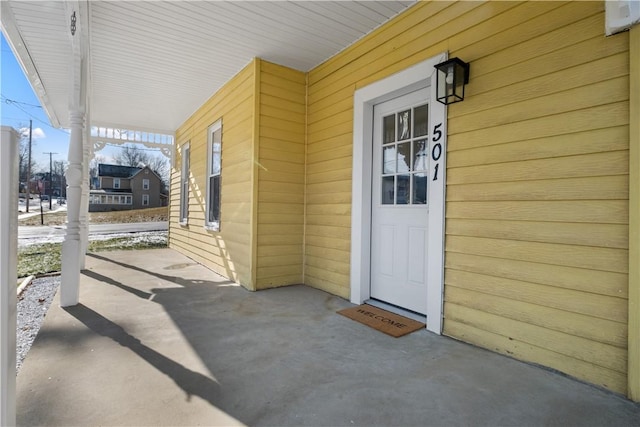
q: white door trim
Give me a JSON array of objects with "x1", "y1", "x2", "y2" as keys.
[{"x1": 350, "y1": 53, "x2": 448, "y2": 334}]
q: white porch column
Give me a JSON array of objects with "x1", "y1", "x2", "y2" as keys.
[
  {"x1": 1, "y1": 126, "x2": 19, "y2": 427},
  {"x1": 61, "y1": 111, "x2": 85, "y2": 307},
  {"x1": 79, "y1": 115, "x2": 91, "y2": 267}
]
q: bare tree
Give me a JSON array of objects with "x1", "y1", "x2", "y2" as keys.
[
  {"x1": 89, "y1": 154, "x2": 107, "y2": 179},
  {"x1": 17, "y1": 126, "x2": 40, "y2": 193},
  {"x1": 53, "y1": 160, "x2": 67, "y2": 197},
  {"x1": 113, "y1": 144, "x2": 149, "y2": 168},
  {"x1": 112, "y1": 144, "x2": 169, "y2": 194}
]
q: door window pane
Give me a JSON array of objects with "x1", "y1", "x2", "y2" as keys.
[
  {"x1": 396, "y1": 175, "x2": 410, "y2": 205},
  {"x1": 383, "y1": 146, "x2": 396, "y2": 174},
  {"x1": 413, "y1": 104, "x2": 428, "y2": 137},
  {"x1": 383, "y1": 115, "x2": 395, "y2": 144},
  {"x1": 412, "y1": 139, "x2": 428, "y2": 171},
  {"x1": 396, "y1": 142, "x2": 411, "y2": 173},
  {"x1": 382, "y1": 176, "x2": 394, "y2": 205},
  {"x1": 397, "y1": 110, "x2": 411, "y2": 140},
  {"x1": 412, "y1": 174, "x2": 427, "y2": 204}
]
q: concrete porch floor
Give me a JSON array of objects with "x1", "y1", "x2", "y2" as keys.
[{"x1": 16, "y1": 248, "x2": 640, "y2": 426}]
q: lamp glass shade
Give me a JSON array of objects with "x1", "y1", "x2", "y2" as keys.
[{"x1": 435, "y1": 58, "x2": 469, "y2": 105}]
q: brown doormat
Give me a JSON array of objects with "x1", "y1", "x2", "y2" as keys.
[{"x1": 337, "y1": 304, "x2": 425, "y2": 338}]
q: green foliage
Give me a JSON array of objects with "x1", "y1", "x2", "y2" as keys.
[{"x1": 17, "y1": 243, "x2": 61, "y2": 277}]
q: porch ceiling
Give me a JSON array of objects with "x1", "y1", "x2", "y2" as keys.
[{"x1": 2, "y1": 0, "x2": 415, "y2": 133}]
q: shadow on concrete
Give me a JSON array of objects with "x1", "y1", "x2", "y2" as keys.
[
  {"x1": 63, "y1": 304, "x2": 222, "y2": 405},
  {"x1": 86, "y1": 251, "x2": 235, "y2": 289},
  {"x1": 82, "y1": 269, "x2": 154, "y2": 300}
]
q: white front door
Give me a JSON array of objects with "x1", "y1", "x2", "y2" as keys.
[{"x1": 371, "y1": 88, "x2": 430, "y2": 314}]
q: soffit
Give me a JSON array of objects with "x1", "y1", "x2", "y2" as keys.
[{"x1": 2, "y1": 1, "x2": 415, "y2": 132}]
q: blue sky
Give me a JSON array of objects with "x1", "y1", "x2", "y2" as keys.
[
  {"x1": 1, "y1": 33, "x2": 72, "y2": 169},
  {"x1": 1, "y1": 32, "x2": 128, "y2": 171}
]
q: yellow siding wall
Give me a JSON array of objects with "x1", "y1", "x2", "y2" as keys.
[
  {"x1": 169, "y1": 62, "x2": 256, "y2": 287},
  {"x1": 255, "y1": 61, "x2": 306, "y2": 289},
  {"x1": 306, "y1": 1, "x2": 630, "y2": 393}
]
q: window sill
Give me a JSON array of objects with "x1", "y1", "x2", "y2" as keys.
[
  {"x1": 204, "y1": 223, "x2": 220, "y2": 232},
  {"x1": 179, "y1": 220, "x2": 188, "y2": 227}
]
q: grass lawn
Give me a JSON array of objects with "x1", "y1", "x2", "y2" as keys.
[{"x1": 18, "y1": 207, "x2": 169, "y2": 277}]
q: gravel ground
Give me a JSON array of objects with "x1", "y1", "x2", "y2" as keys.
[{"x1": 16, "y1": 275, "x2": 60, "y2": 372}]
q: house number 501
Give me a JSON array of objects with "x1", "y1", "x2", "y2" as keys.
[{"x1": 432, "y1": 123, "x2": 443, "y2": 181}]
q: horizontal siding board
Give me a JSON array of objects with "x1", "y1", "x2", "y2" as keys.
[
  {"x1": 445, "y1": 269, "x2": 628, "y2": 324},
  {"x1": 446, "y1": 219, "x2": 628, "y2": 249},
  {"x1": 260, "y1": 104, "x2": 306, "y2": 126},
  {"x1": 446, "y1": 235, "x2": 628, "y2": 274},
  {"x1": 449, "y1": 76, "x2": 629, "y2": 135},
  {"x1": 258, "y1": 180, "x2": 304, "y2": 195},
  {"x1": 443, "y1": 319, "x2": 627, "y2": 394},
  {"x1": 305, "y1": 235, "x2": 351, "y2": 252},
  {"x1": 448, "y1": 102, "x2": 629, "y2": 150},
  {"x1": 453, "y1": 52, "x2": 629, "y2": 118},
  {"x1": 445, "y1": 252, "x2": 628, "y2": 299},
  {"x1": 444, "y1": 303, "x2": 627, "y2": 374},
  {"x1": 446, "y1": 175, "x2": 629, "y2": 201},
  {"x1": 462, "y1": 6, "x2": 604, "y2": 78},
  {"x1": 445, "y1": 285, "x2": 627, "y2": 348},
  {"x1": 448, "y1": 126, "x2": 629, "y2": 168},
  {"x1": 256, "y1": 275, "x2": 303, "y2": 288},
  {"x1": 468, "y1": 33, "x2": 629, "y2": 101},
  {"x1": 305, "y1": 213, "x2": 351, "y2": 228},
  {"x1": 305, "y1": 191, "x2": 351, "y2": 205},
  {"x1": 446, "y1": 200, "x2": 628, "y2": 224}
]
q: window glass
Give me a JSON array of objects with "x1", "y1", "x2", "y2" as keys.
[
  {"x1": 206, "y1": 121, "x2": 222, "y2": 230},
  {"x1": 179, "y1": 143, "x2": 190, "y2": 224}
]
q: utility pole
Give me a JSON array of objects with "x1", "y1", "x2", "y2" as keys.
[
  {"x1": 26, "y1": 120, "x2": 32, "y2": 212},
  {"x1": 44, "y1": 151, "x2": 57, "y2": 210}
]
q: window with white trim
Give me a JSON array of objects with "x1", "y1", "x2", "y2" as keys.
[
  {"x1": 113, "y1": 178, "x2": 120, "y2": 189},
  {"x1": 179, "y1": 143, "x2": 190, "y2": 224},
  {"x1": 142, "y1": 178, "x2": 149, "y2": 190},
  {"x1": 206, "y1": 120, "x2": 222, "y2": 230},
  {"x1": 142, "y1": 194, "x2": 149, "y2": 206}
]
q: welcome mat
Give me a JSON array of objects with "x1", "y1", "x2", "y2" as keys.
[{"x1": 337, "y1": 304, "x2": 425, "y2": 338}]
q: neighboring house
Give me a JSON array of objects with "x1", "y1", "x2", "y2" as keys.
[
  {"x1": 89, "y1": 163, "x2": 163, "y2": 212},
  {"x1": 2, "y1": 0, "x2": 639, "y2": 404}
]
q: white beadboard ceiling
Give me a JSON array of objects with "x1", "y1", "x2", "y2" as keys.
[{"x1": 2, "y1": 0, "x2": 415, "y2": 132}]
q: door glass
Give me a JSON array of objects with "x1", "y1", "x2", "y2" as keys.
[
  {"x1": 397, "y1": 142, "x2": 411, "y2": 173},
  {"x1": 380, "y1": 103, "x2": 429, "y2": 205},
  {"x1": 413, "y1": 104, "x2": 428, "y2": 137},
  {"x1": 383, "y1": 115, "x2": 395, "y2": 144},
  {"x1": 382, "y1": 176, "x2": 394, "y2": 204},
  {"x1": 383, "y1": 146, "x2": 396, "y2": 174},
  {"x1": 396, "y1": 175, "x2": 410, "y2": 204},
  {"x1": 397, "y1": 110, "x2": 411, "y2": 141}
]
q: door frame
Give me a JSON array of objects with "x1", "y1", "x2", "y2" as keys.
[{"x1": 350, "y1": 53, "x2": 447, "y2": 334}]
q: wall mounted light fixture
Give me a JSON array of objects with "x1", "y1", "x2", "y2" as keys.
[{"x1": 434, "y1": 57, "x2": 470, "y2": 105}]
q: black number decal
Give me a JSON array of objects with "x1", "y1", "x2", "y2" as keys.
[
  {"x1": 433, "y1": 123, "x2": 443, "y2": 142},
  {"x1": 433, "y1": 163, "x2": 439, "y2": 181},
  {"x1": 432, "y1": 143, "x2": 442, "y2": 161}
]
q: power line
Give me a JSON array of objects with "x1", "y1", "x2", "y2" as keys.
[
  {"x1": 1, "y1": 96, "x2": 70, "y2": 135},
  {"x1": 0, "y1": 95, "x2": 42, "y2": 108}
]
